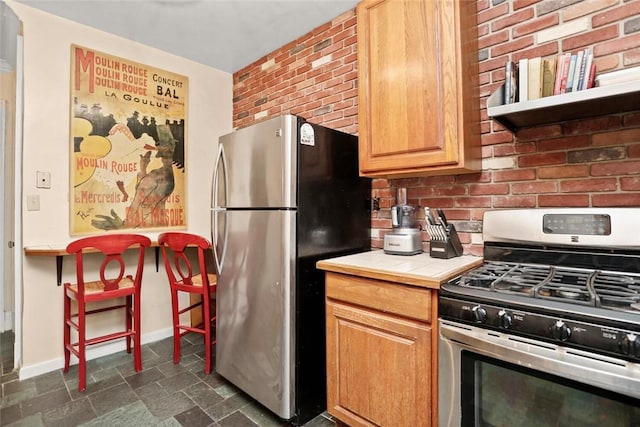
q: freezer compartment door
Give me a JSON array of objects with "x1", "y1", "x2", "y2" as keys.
[
  {"x1": 215, "y1": 209, "x2": 296, "y2": 419},
  {"x1": 216, "y1": 115, "x2": 298, "y2": 209}
]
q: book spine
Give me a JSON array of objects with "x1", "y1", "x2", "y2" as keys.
[
  {"x1": 576, "y1": 49, "x2": 589, "y2": 91},
  {"x1": 587, "y1": 62, "x2": 596, "y2": 88},
  {"x1": 518, "y1": 58, "x2": 529, "y2": 102},
  {"x1": 528, "y1": 57, "x2": 542, "y2": 100},
  {"x1": 571, "y1": 50, "x2": 584, "y2": 92},
  {"x1": 559, "y1": 54, "x2": 571, "y2": 94},
  {"x1": 504, "y1": 61, "x2": 516, "y2": 104},
  {"x1": 542, "y1": 59, "x2": 556, "y2": 97},
  {"x1": 565, "y1": 54, "x2": 578, "y2": 93},
  {"x1": 553, "y1": 54, "x2": 565, "y2": 95}
]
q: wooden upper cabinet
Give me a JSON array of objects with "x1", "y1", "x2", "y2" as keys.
[{"x1": 357, "y1": 0, "x2": 481, "y2": 177}]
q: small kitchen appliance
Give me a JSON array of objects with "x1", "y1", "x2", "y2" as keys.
[
  {"x1": 439, "y1": 208, "x2": 640, "y2": 426},
  {"x1": 383, "y1": 188, "x2": 422, "y2": 255}
]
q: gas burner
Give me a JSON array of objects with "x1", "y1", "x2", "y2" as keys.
[{"x1": 493, "y1": 279, "x2": 534, "y2": 295}]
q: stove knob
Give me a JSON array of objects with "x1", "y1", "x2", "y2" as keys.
[
  {"x1": 619, "y1": 333, "x2": 640, "y2": 357},
  {"x1": 497, "y1": 310, "x2": 512, "y2": 329},
  {"x1": 551, "y1": 320, "x2": 571, "y2": 342},
  {"x1": 472, "y1": 306, "x2": 487, "y2": 324}
]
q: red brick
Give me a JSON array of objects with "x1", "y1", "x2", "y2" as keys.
[
  {"x1": 493, "y1": 169, "x2": 537, "y2": 182},
  {"x1": 478, "y1": 30, "x2": 510, "y2": 49},
  {"x1": 513, "y1": 14, "x2": 559, "y2": 38},
  {"x1": 591, "y1": 160, "x2": 640, "y2": 176},
  {"x1": 560, "y1": 178, "x2": 618, "y2": 192},
  {"x1": 620, "y1": 177, "x2": 640, "y2": 191},
  {"x1": 593, "y1": 1, "x2": 640, "y2": 28},
  {"x1": 511, "y1": 42, "x2": 559, "y2": 63},
  {"x1": 477, "y1": 2, "x2": 510, "y2": 25},
  {"x1": 454, "y1": 197, "x2": 493, "y2": 208},
  {"x1": 434, "y1": 186, "x2": 469, "y2": 196},
  {"x1": 516, "y1": 124, "x2": 563, "y2": 140},
  {"x1": 481, "y1": 130, "x2": 515, "y2": 146},
  {"x1": 593, "y1": 128, "x2": 640, "y2": 146},
  {"x1": 594, "y1": 54, "x2": 620, "y2": 72},
  {"x1": 562, "y1": 25, "x2": 618, "y2": 51},
  {"x1": 595, "y1": 33, "x2": 640, "y2": 57},
  {"x1": 493, "y1": 196, "x2": 537, "y2": 207},
  {"x1": 491, "y1": 36, "x2": 535, "y2": 57},
  {"x1": 629, "y1": 143, "x2": 640, "y2": 158},
  {"x1": 564, "y1": 0, "x2": 618, "y2": 21},
  {"x1": 494, "y1": 142, "x2": 537, "y2": 156},
  {"x1": 562, "y1": 115, "x2": 622, "y2": 134},
  {"x1": 592, "y1": 193, "x2": 640, "y2": 206},
  {"x1": 512, "y1": 181, "x2": 558, "y2": 194},
  {"x1": 539, "y1": 135, "x2": 590, "y2": 151},
  {"x1": 492, "y1": 8, "x2": 535, "y2": 32},
  {"x1": 420, "y1": 198, "x2": 455, "y2": 208},
  {"x1": 456, "y1": 172, "x2": 492, "y2": 184},
  {"x1": 538, "y1": 194, "x2": 590, "y2": 207},
  {"x1": 518, "y1": 152, "x2": 566, "y2": 167},
  {"x1": 469, "y1": 183, "x2": 510, "y2": 196},
  {"x1": 623, "y1": 48, "x2": 640, "y2": 66},
  {"x1": 538, "y1": 165, "x2": 589, "y2": 178}
]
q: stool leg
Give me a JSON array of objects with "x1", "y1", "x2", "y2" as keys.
[
  {"x1": 172, "y1": 289, "x2": 181, "y2": 365},
  {"x1": 125, "y1": 295, "x2": 133, "y2": 354},
  {"x1": 78, "y1": 300, "x2": 86, "y2": 392},
  {"x1": 203, "y1": 295, "x2": 211, "y2": 375},
  {"x1": 133, "y1": 293, "x2": 142, "y2": 372},
  {"x1": 63, "y1": 288, "x2": 71, "y2": 372}
]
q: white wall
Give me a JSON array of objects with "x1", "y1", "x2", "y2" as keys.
[{"x1": 5, "y1": 0, "x2": 232, "y2": 377}]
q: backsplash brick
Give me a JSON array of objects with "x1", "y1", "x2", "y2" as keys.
[{"x1": 232, "y1": 1, "x2": 640, "y2": 257}]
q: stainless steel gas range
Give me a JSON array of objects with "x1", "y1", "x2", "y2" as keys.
[{"x1": 438, "y1": 208, "x2": 640, "y2": 427}]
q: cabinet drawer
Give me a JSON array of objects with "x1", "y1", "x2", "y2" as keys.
[{"x1": 325, "y1": 272, "x2": 432, "y2": 323}]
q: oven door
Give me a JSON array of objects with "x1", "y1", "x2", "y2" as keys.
[{"x1": 439, "y1": 320, "x2": 640, "y2": 427}]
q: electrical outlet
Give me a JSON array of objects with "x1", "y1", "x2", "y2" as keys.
[
  {"x1": 27, "y1": 194, "x2": 40, "y2": 211},
  {"x1": 36, "y1": 171, "x2": 51, "y2": 189}
]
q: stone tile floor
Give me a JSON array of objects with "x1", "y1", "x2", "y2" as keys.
[{"x1": 0, "y1": 331, "x2": 337, "y2": 426}]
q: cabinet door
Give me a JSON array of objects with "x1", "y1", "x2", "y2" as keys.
[
  {"x1": 357, "y1": 0, "x2": 480, "y2": 177},
  {"x1": 326, "y1": 300, "x2": 432, "y2": 427}
]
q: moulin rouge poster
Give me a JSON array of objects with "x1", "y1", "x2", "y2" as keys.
[{"x1": 70, "y1": 45, "x2": 188, "y2": 235}]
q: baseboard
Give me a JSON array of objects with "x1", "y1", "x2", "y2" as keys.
[{"x1": 19, "y1": 327, "x2": 173, "y2": 381}]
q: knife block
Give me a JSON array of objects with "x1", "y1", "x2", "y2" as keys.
[{"x1": 429, "y1": 224, "x2": 463, "y2": 259}]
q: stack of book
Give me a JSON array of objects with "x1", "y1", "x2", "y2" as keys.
[
  {"x1": 504, "y1": 48, "x2": 596, "y2": 104},
  {"x1": 595, "y1": 65, "x2": 640, "y2": 87}
]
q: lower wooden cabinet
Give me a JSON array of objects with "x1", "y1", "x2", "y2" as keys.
[{"x1": 325, "y1": 272, "x2": 437, "y2": 427}]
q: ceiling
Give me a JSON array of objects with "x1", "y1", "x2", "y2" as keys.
[{"x1": 14, "y1": 0, "x2": 359, "y2": 73}]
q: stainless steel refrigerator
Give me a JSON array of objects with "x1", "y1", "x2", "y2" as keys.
[{"x1": 211, "y1": 114, "x2": 371, "y2": 424}]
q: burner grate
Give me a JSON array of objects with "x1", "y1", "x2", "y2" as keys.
[
  {"x1": 536, "y1": 268, "x2": 593, "y2": 305},
  {"x1": 593, "y1": 272, "x2": 640, "y2": 313}
]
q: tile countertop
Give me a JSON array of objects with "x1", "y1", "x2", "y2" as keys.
[{"x1": 316, "y1": 249, "x2": 483, "y2": 289}]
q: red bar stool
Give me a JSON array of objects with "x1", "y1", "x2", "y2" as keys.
[
  {"x1": 63, "y1": 234, "x2": 151, "y2": 392},
  {"x1": 158, "y1": 232, "x2": 217, "y2": 374}
]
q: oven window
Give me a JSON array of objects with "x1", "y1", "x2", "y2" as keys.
[{"x1": 460, "y1": 351, "x2": 640, "y2": 427}]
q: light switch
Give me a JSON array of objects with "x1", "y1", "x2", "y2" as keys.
[
  {"x1": 27, "y1": 194, "x2": 40, "y2": 211},
  {"x1": 36, "y1": 171, "x2": 51, "y2": 189}
]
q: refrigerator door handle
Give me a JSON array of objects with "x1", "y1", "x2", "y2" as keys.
[{"x1": 212, "y1": 144, "x2": 228, "y2": 273}]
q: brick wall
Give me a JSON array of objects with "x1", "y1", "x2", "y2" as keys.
[{"x1": 232, "y1": 1, "x2": 640, "y2": 257}]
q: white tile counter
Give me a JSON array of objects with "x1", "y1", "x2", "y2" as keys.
[{"x1": 317, "y1": 249, "x2": 483, "y2": 289}]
